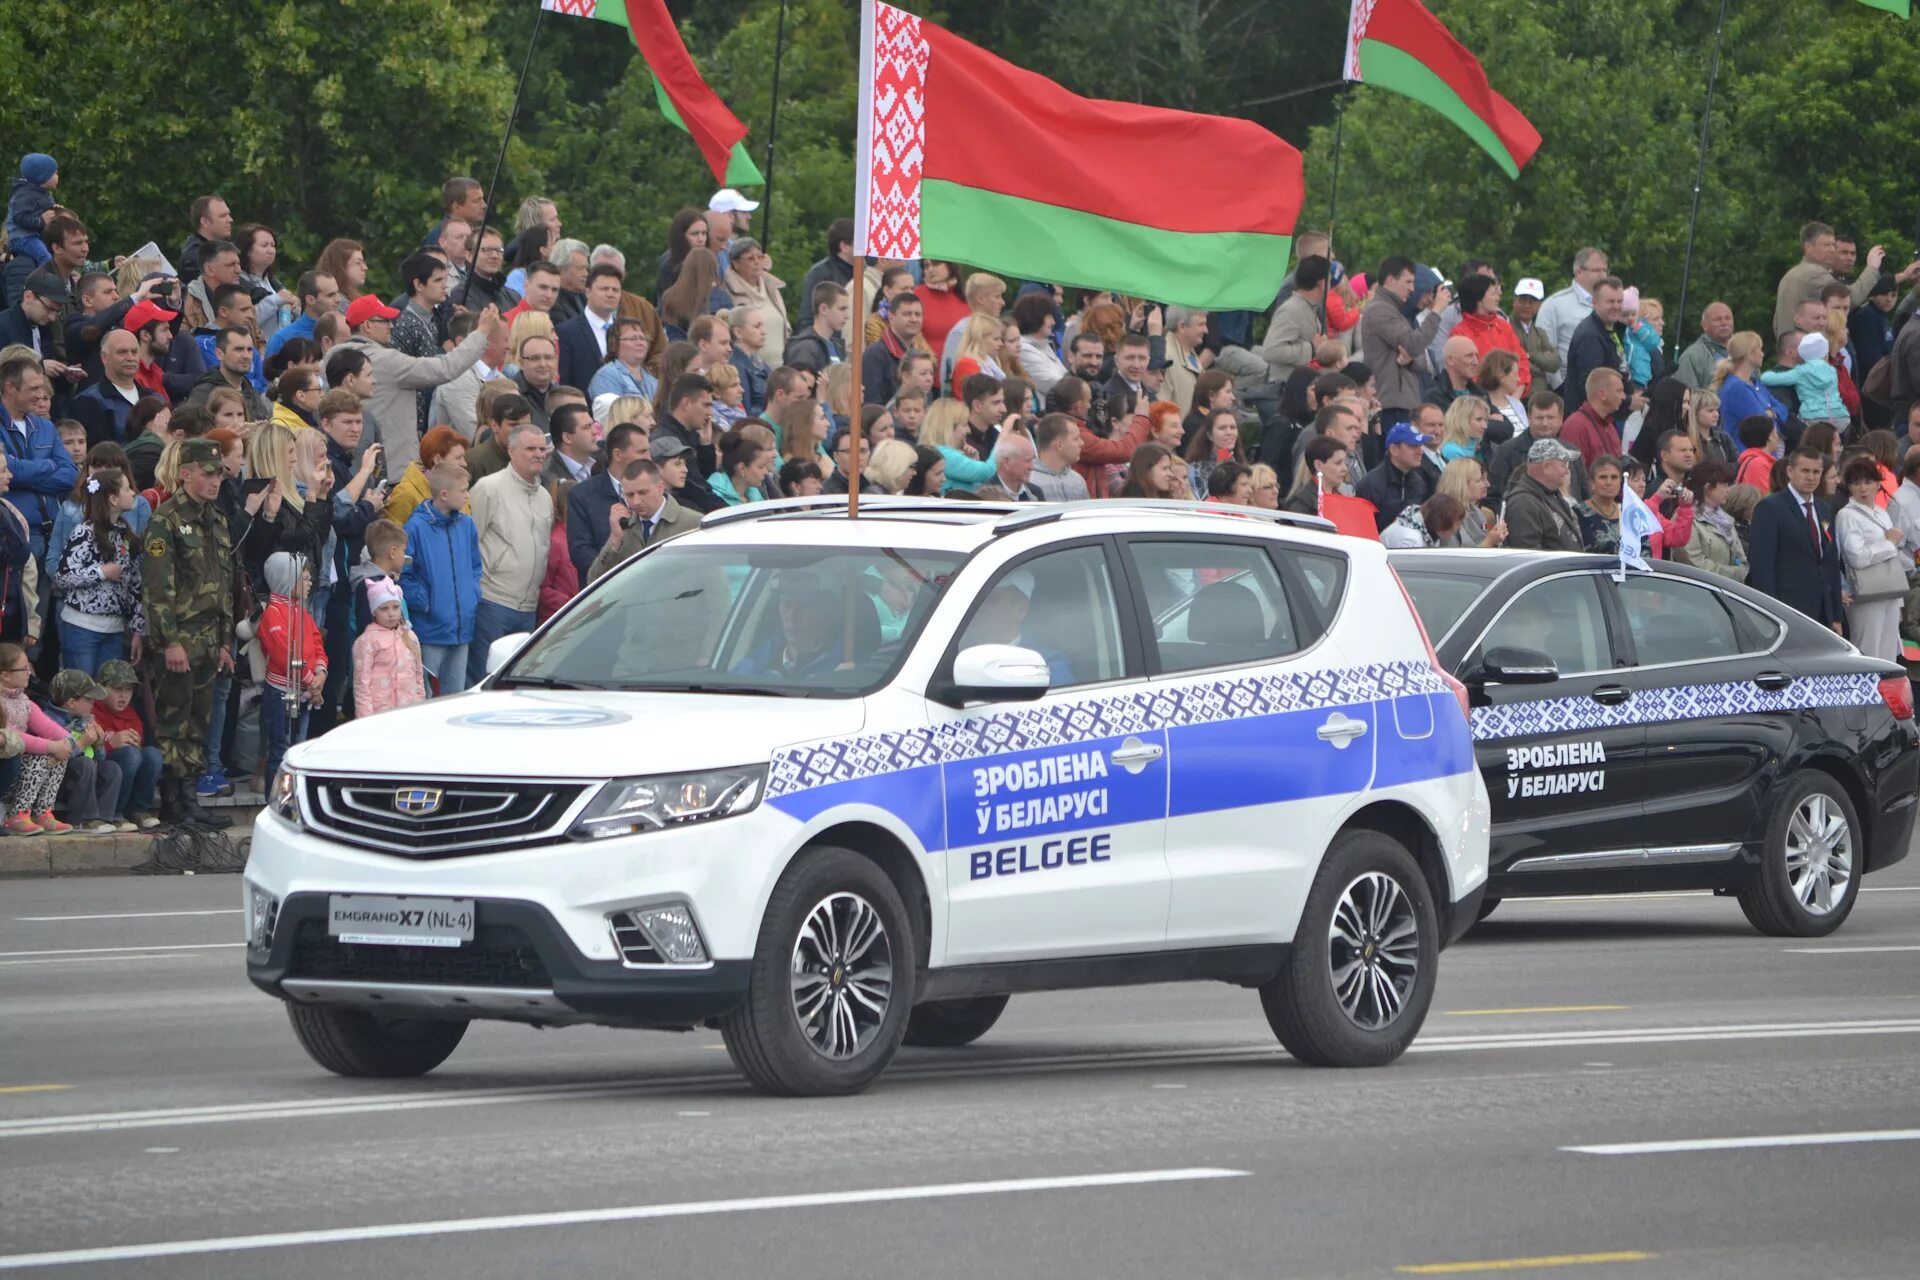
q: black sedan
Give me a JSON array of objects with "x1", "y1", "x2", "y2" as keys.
[{"x1": 1391, "y1": 550, "x2": 1919, "y2": 936}]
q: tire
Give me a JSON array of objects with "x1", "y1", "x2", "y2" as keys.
[
  {"x1": 903, "y1": 996, "x2": 1010, "y2": 1048},
  {"x1": 1738, "y1": 771, "x2": 1863, "y2": 938},
  {"x1": 285, "y1": 1004, "x2": 468, "y2": 1078},
  {"x1": 720, "y1": 846, "x2": 915, "y2": 1096},
  {"x1": 1475, "y1": 896, "x2": 1502, "y2": 923},
  {"x1": 1261, "y1": 828, "x2": 1439, "y2": 1067}
]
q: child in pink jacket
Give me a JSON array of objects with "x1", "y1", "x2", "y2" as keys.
[
  {"x1": 352, "y1": 578, "x2": 426, "y2": 718},
  {"x1": 0, "y1": 641, "x2": 73, "y2": 835}
]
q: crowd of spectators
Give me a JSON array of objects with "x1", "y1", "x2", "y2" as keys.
[{"x1": 2, "y1": 144, "x2": 1918, "y2": 830}]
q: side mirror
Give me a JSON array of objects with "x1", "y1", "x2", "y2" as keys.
[
  {"x1": 1472, "y1": 645, "x2": 1560, "y2": 686},
  {"x1": 485, "y1": 632, "x2": 534, "y2": 677},
  {"x1": 929, "y1": 644, "x2": 1051, "y2": 707}
]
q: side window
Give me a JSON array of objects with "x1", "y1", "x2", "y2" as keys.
[
  {"x1": 957, "y1": 544, "x2": 1127, "y2": 688},
  {"x1": 1292, "y1": 550, "x2": 1348, "y2": 622},
  {"x1": 1724, "y1": 593, "x2": 1786, "y2": 654},
  {"x1": 1477, "y1": 574, "x2": 1613, "y2": 675},
  {"x1": 1126, "y1": 540, "x2": 1301, "y2": 673},
  {"x1": 1617, "y1": 576, "x2": 1739, "y2": 665}
]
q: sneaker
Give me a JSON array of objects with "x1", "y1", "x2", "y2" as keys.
[
  {"x1": 131, "y1": 813, "x2": 161, "y2": 830},
  {"x1": 32, "y1": 811, "x2": 72, "y2": 835},
  {"x1": 111, "y1": 820, "x2": 138, "y2": 834},
  {"x1": 82, "y1": 820, "x2": 117, "y2": 835},
  {"x1": 3, "y1": 813, "x2": 42, "y2": 836},
  {"x1": 195, "y1": 773, "x2": 226, "y2": 799}
]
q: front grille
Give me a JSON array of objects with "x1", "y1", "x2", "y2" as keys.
[
  {"x1": 286, "y1": 920, "x2": 551, "y2": 987},
  {"x1": 609, "y1": 911, "x2": 664, "y2": 965},
  {"x1": 303, "y1": 775, "x2": 591, "y2": 857}
]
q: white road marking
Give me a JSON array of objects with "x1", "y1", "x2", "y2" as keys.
[
  {"x1": 0, "y1": 943, "x2": 242, "y2": 959},
  {"x1": 1782, "y1": 945, "x2": 1920, "y2": 954},
  {"x1": 1565, "y1": 1129, "x2": 1920, "y2": 1156},
  {"x1": 7, "y1": 1018, "x2": 1920, "y2": 1140},
  {"x1": 1514, "y1": 886, "x2": 1920, "y2": 903},
  {"x1": 0, "y1": 954, "x2": 199, "y2": 968},
  {"x1": 12, "y1": 910, "x2": 242, "y2": 922},
  {"x1": 0, "y1": 1168, "x2": 1250, "y2": 1270}
]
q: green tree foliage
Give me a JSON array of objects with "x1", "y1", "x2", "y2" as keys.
[{"x1": 1305, "y1": 0, "x2": 1920, "y2": 347}]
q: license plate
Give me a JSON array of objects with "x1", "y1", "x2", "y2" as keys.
[{"x1": 327, "y1": 895, "x2": 475, "y2": 948}]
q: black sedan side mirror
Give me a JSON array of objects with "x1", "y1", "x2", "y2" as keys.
[{"x1": 1470, "y1": 645, "x2": 1560, "y2": 686}]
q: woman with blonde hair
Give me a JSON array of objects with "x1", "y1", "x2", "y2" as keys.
[
  {"x1": 142, "y1": 441, "x2": 182, "y2": 511},
  {"x1": 1439, "y1": 396, "x2": 1491, "y2": 464},
  {"x1": 1435, "y1": 457, "x2": 1506, "y2": 547},
  {"x1": 239, "y1": 421, "x2": 331, "y2": 592},
  {"x1": 1712, "y1": 331, "x2": 1791, "y2": 428},
  {"x1": 822, "y1": 363, "x2": 854, "y2": 435},
  {"x1": 948, "y1": 313, "x2": 1009, "y2": 397},
  {"x1": 1247, "y1": 462, "x2": 1281, "y2": 510},
  {"x1": 917, "y1": 397, "x2": 998, "y2": 494},
  {"x1": 115, "y1": 256, "x2": 168, "y2": 299},
  {"x1": 865, "y1": 438, "x2": 920, "y2": 493},
  {"x1": 1687, "y1": 386, "x2": 1737, "y2": 466},
  {"x1": 603, "y1": 395, "x2": 654, "y2": 432}
]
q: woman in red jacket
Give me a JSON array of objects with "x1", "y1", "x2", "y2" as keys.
[{"x1": 1452, "y1": 274, "x2": 1530, "y2": 397}]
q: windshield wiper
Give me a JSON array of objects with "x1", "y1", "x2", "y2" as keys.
[
  {"x1": 494, "y1": 675, "x2": 596, "y2": 691},
  {"x1": 604, "y1": 681, "x2": 811, "y2": 697}
]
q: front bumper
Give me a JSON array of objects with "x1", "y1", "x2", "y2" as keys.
[{"x1": 249, "y1": 893, "x2": 751, "y2": 1029}]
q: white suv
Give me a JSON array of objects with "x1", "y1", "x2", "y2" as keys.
[{"x1": 246, "y1": 498, "x2": 1489, "y2": 1096}]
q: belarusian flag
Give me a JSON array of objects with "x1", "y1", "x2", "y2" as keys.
[
  {"x1": 852, "y1": 0, "x2": 1301, "y2": 309},
  {"x1": 541, "y1": 0, "x2": 763, "y2": 185},
  {"x1": 1857, "y1": 0, "x2": 1910, "y2": 16},
  {"x1": 1343, "y1": 0, "x2": 1540, "y2": 178}
]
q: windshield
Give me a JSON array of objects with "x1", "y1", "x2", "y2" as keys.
[
  {"x1": 501, "y1": 543, "x2": 965, "y2": 697},
  {"x1": 1394, "y1": 570, "x2": 1490, "y2": 647}
]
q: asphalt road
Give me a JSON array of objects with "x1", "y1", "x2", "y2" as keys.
[{"x1": 3, "y1": 854, "x2": 1920, "y2": 1279}]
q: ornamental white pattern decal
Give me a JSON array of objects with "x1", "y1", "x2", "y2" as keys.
[{"x1": 1469, "y1": 673, "x2": 1883, "y2": 742}]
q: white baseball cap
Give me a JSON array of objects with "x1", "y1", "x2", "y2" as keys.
[
  {"x1": 709, "y1": 188, "x2": 761, "y2": 213},
  {"x1": 1514, "y1": 277, "x2": 1545, "y2": 300}
]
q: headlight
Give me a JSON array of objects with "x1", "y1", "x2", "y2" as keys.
[
  {"x1": 269, "y1": 767, "x2": 302, "y2": 827},
  {"x1": 570, "y1": 766, "x2": 767, "y2": 840}
]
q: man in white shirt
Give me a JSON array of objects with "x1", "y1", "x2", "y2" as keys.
[{"x1": 1536, "y1": 246, "x2": 1608, "y2": 390}]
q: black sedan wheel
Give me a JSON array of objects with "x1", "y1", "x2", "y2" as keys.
[{"x1": 1738, "y1": 772, "x2": 1862, "y2": 938}]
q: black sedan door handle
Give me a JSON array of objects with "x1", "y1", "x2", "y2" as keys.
[
  {"x1": 1754, "y1": 671, "x2": 1793, "y2": 691},
  {"x1": 1590, "y1": 685, "x2": 1631, "y2": 706}
]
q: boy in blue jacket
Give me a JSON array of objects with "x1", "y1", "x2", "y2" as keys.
[
  {"x1": 401, "y1": 463, "x2": 480, "y2": 696},
  {"x1": 7, "y1": 154, "x2": 57, "y2": 268}
]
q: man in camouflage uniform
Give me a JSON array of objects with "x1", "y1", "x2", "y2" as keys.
[{"x1": 142, "y1": 438, "x2": 234, "y2": 829}]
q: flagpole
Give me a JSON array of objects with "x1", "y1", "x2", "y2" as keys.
[
  {"x1": 461, "y1": 3, "x2": 546, "y2": 310},
  {"x1": 1327, "y1": 83, "x2": 1351, "y2": 252},
  {"x1": 761, "y1": 0, "x2": 790, "y2": 253},
  {"x1": 848, "y1": 270, "x2": 868, "y2": 518},
  {"x1": 1672, "y1": 0, "x2": 1729, "y2": 362}
]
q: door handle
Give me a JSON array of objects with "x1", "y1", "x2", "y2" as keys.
[
  {"x1": 1591, "y1": 685, "x2": 1631, "y2": 706},
  {"x1": 1109, "y1": 736, "x2": 1164, "y2": 774},
  {"x1": 1316, "y1": 712, "x2": 1369, "y2": 749},
  {"x1": 1754, "y1": 671, "x2": 1793, "y2": 691}
]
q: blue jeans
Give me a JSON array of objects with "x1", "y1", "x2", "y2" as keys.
[
  {"x1": 419, "y1": 643, "x2": 470, "y2": 697},
  {"x1": 7, "y1": 235, "x2": 49, "y2": 265},
  {"x1": 465, "y1": 600, "x2": 534, "y2": 688},
  {"x1": 60, "y1": 625, "x2": 125, "y2": 676},
  {"x1": 205, "y1": 672, "x2": 237, "y2": 778},
  {"x1": 259, "y1": 690, "x2": 310, "y2": 782},
  {"x1": 108, "y1": 744, "x2": 162, "y2": 815}
]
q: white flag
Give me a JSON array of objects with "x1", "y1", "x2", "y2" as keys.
[{"x1": 1618, "y1": 482, "x2": 1662, "y2": 576}]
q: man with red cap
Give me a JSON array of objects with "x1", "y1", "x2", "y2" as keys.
[
  {"x1": 338, "y1": 294, "x2": 503, "y2": 472},
  {"x1": 121, "y1": 298, "x2": 179, "y2": 399}
]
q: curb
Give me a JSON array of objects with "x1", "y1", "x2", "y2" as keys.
[{"x1": 0, "y1": 816, "x2": 258, "y2": 877}]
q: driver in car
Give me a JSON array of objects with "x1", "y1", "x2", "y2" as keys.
[
  {"x1": 966, "y1": 583, "x2": 1075, "y2": 684},
  {"x1": 733, "y1": 572, "x2": 850, "y2": 680}
]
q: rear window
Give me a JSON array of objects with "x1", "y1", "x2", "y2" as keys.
[{"x1": 1394, "y1": 570, "x2": 1489, "y2": 645}]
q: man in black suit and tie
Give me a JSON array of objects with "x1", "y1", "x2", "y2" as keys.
[
  {"x1": 1748, "y1": 447, "x2": 1846, "y2": 633},
  {"x1": 557, "y1": 264, "x2": 627, "y2": 391},
  {"x1": 565, "y1": 422, "x2": 651, "y2": 580}
]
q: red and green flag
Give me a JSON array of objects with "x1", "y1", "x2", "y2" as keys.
[
  {"x1": 1857, "y1": 0, "x2": 1910, "y2": 16},
  {"x1": 1343, "y1": 0, "x2": 1540, "y2": 178},
  {"x1": 540, "y1": 0, "x2": 763, "y2": 185},
  {"x1": 853, "y1": 0, "x2": 1302, "y2": 309}
]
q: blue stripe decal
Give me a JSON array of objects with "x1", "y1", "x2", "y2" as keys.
[
  {"x1": 766, "y1": 660, "x2": 1453, "y2": 797},
  {"x1": 1166, "y1": 701, "x2": 1375, "y2": 818},
  {"x1": 767, "y1": 763, "x2": 947, "y2": 852},
  {"x1": 1470, "y1": 674, "x2": 1883, "y2": 742},
  {"x1": 1376, "y1": 692, "x2": 1476, "y2": 788}
]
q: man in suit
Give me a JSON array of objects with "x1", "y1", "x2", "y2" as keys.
[
  {"x1": 1748, "y1": 447, "x2": 1846, "y2": 633},
  {"x1": 543, "y1": 402, "x2": 598, "y2": 486},
  {"x1": 565, "y1": 422, "x2": 649, "y2": 580},
  {"x1": 587, "y1": 459, "x2": 702, "y2": 583},
  {"x1": 557, "y1": 264, "x2": 626, "y2": 391}
]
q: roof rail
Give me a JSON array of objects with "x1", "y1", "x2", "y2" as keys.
[
  {"x1": 699, "y1": 495, "x2": 1019, "y2": 528},
  {"x1": 994, "y1": 499, "x2": 1334, "y2": 536}
]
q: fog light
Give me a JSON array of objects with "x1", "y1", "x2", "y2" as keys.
[
  {"x1": 245, "y1": 883, "x2": 279, "y2": 951},
  {"x1": 634, "y1": 904, "x2": 707, "y2": 964}
]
